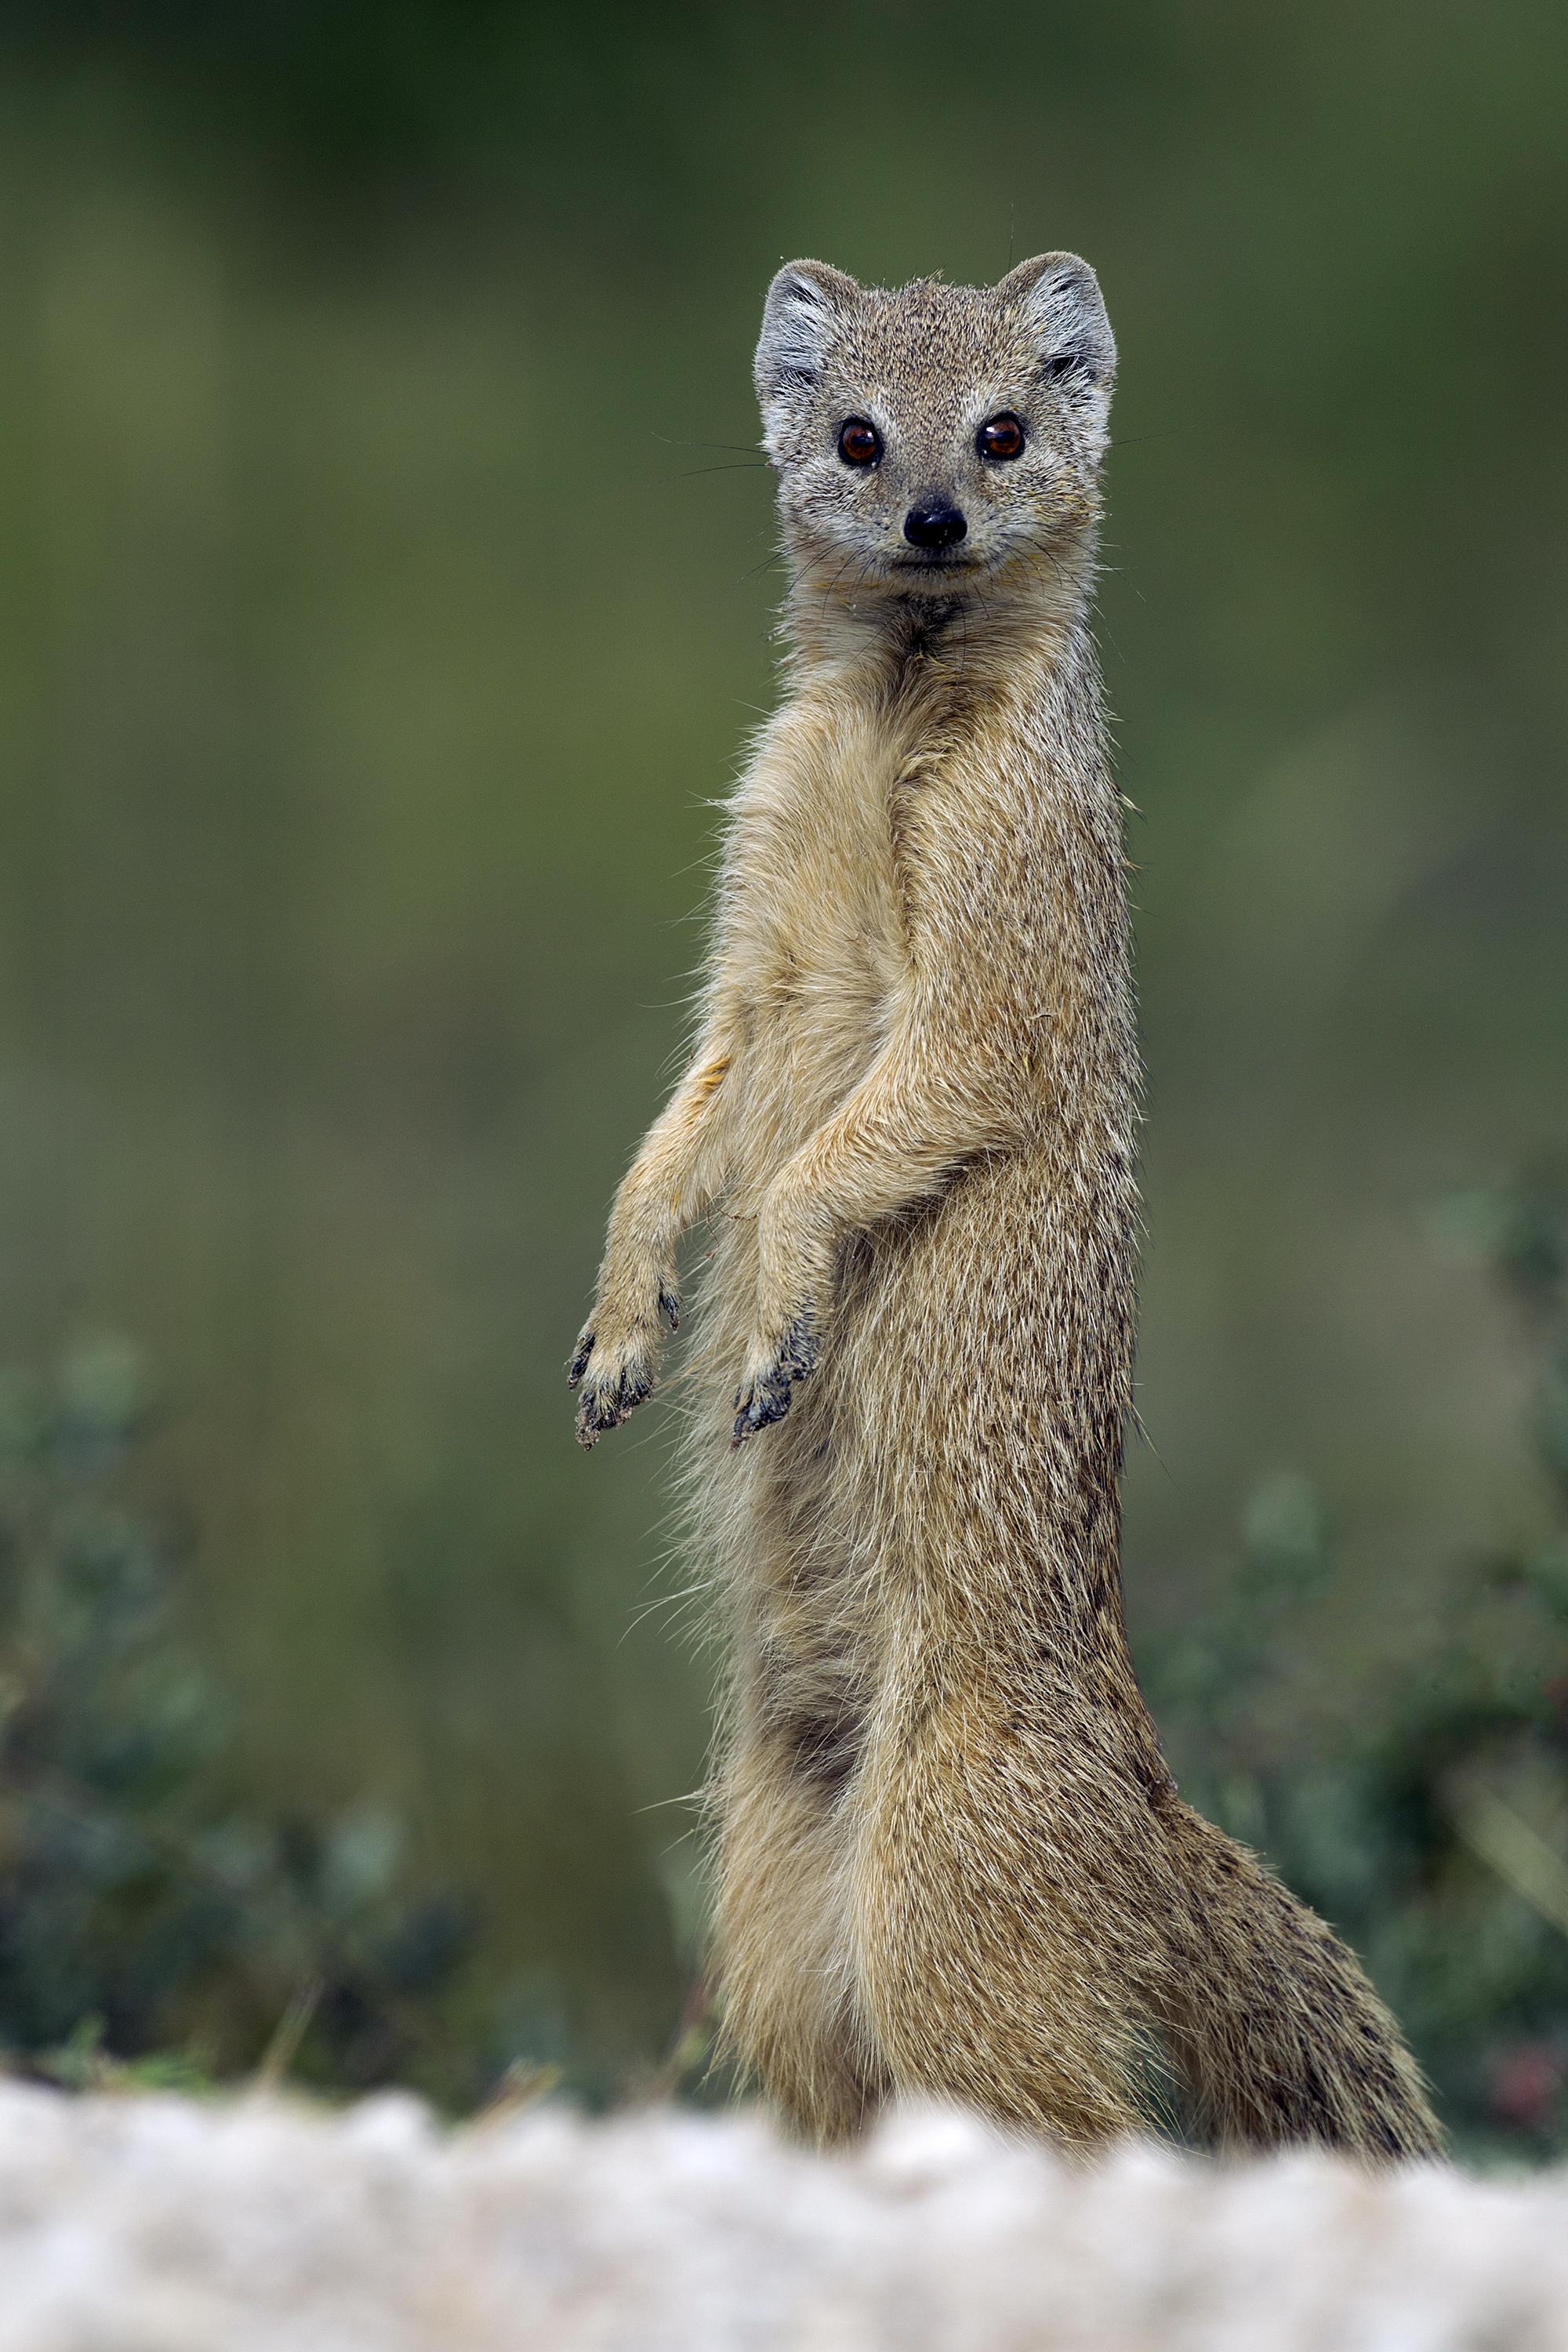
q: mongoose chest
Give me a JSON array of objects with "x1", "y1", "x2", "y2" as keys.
[{"x1": 726, "y1": 691, "x2": 913, "y2": 1156}]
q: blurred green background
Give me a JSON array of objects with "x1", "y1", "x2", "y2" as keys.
[{"x1": 0, "y1": 1, "x2": 1565, "y2": 2148}]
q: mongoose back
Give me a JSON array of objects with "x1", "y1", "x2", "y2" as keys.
[{"x1": 570, "y1": 254, "x2": 1442, "y2": 2159}]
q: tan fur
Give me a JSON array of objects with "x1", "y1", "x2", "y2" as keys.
[{"x1": 570, "y1": 257, "x2": 1441, "y2": 2161}]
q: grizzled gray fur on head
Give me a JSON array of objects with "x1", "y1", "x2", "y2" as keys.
[{"x1": 754, "y1": 256, "x2": 1116, "y2": 600}]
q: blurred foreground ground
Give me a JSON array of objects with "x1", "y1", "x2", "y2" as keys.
[{"x1": 2, "y1": 2089, "x2": 1568, "y2": 2352}]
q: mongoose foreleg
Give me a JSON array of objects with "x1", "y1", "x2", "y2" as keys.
[
  {"x1": 572, "y1": 1042, "x2": 732, "y2": 1445},
  {"x1": 732, "y1": 940, "x2": 1024, "y2": 1442}
]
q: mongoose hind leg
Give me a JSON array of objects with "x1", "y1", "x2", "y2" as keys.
[
  {"x1": 849, "y1": 1697, "x2": 1163, "y2": 2155},
  {"x1": 1152, "y1": 1798, "x2": 1443, "y2": 2159},
  {"x1": 713, "y1": 1725, "x2": 886, "y2": 2145}
]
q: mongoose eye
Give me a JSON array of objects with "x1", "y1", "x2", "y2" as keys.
[
  {"x1": 976, "y1": 412, "x2": 1026, "y2": 462},
  {"x1": 837, "y1": 418, "x2": 883, "y2": 467}
]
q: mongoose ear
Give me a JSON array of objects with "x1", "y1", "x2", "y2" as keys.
[
  {"x1": 754, "y1": 260, "x2": 859, "y2": 451},
  {"x1": 997, "y1": 252, "x2": 1116, "y2": 449}
]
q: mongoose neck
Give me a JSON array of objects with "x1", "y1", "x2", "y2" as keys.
[
  {"x1": 782, "y1": 589, "x2": 1102, "y2": 732},
  {"x1": 778, "y1": 522, "x2": 1100, "y2": 693}
]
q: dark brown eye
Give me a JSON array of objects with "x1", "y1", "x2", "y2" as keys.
[
  {"x1": 837, "y1": 417, "x2": 882, "y2": 466},
  {"x1": 976, "y1": 412, "x2": 1025, "y2": 462}
]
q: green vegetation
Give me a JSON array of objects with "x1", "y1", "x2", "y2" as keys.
[
  {"x1": 0, "y1": 1337, "x2": 486, "y2": 2103},
  {"x1": 1152, "y1": 1174, "x2": 1568, "y2": 2158}
]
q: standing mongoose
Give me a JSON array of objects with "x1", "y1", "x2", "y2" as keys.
[{"x1": 569, "y1": 255, "x2": 1442, "y2": 2160}]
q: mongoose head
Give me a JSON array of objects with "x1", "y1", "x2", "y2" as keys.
[{"x1": 755, "y1": 256, "x2": 1114, "y2": 609}]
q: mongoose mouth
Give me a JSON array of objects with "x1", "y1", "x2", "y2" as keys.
[
  {"x1": 884, "y1": 557, "x2": 988, "y2": 597},
  {"x1": 887, "y1": 551, "x2": 982, "y2": 576}
]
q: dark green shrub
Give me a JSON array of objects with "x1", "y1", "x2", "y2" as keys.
[
  {"x1": 0, "y1": 1338, "x2": 481, "y2": 2103},
  {"x1": 1148, "y1": 1172, "x2": 1568, "y2": 2161}
]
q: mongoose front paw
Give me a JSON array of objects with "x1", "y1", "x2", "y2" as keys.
[
  {"x1": 568, "y1": 1287, "x2": 679, "y2": 1450},
  {"x1": 731, "y1": 1316, "x2": 818, "y2": 1447}
]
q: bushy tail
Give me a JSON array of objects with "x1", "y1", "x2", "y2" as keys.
[{"x1": 1151, "y1": 1796, "x2": 1443, "y2": 2160}]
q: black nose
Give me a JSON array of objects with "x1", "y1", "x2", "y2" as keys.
[{"x1": 903, "y1": 503, "x2": 967, "y2": 550}]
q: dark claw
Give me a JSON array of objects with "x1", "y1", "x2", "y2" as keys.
[
  {"x1": 567, "y1": 1330, "x2": 595, "y2": 1388},
  {"x1": 775, "y1": 1316, "x2": 819, "y2": 1384},
  {"x1": 731, "y1": 1374, "x2": 793, "y2": 1446},
  {"x1": 574, "y1": 1356, "x2": 652, "y2": 1450},
  {"x1": 576, "y1": 1384, "x2": 618, "y2": 1448},
  {"x1": 575, "y1": 1387, "x2": 604, "y2": 1442},
  {"x1": 730, "y1": 1315, "x2": 819, "y2": 1448},
  {"x1": 659, "y1": 1288, "x2": 681, "y2": 1333}
]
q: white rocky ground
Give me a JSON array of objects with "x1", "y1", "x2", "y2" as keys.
[{"x1": 0, "y1": 2085, "x2": 1564, "y2": 2350}]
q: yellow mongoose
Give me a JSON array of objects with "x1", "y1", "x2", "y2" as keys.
[{"x1": 570, "y1": 255, "x2": 1441, "y2": 2158}]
